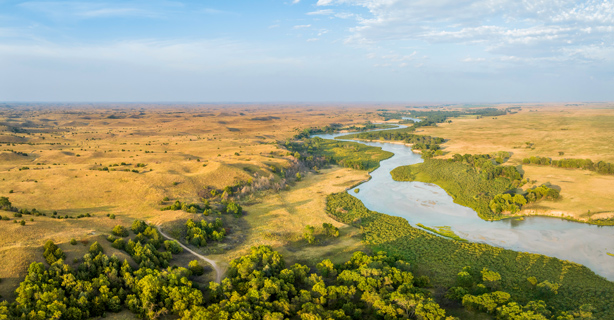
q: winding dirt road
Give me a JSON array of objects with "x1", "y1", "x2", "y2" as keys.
[{"x1": 156, "y1": 226, "x2": 222, "y2": 283}]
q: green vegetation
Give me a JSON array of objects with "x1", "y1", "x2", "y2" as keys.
[
  {"x1": 284, "y1": 137, "x2": 393, "y2": 171},
  {"x1": 293, "y1": 121, "x2": 397, "y2": 139},
  {"x1": 322, "y1": 222, "x2": 340, "y2": 237},
  {"x1": 416, "y1": 224, "x2": 467, "y2": 242},
  {"x1": 523, "y1": 156, "x2": 614, "y2": 175},
  {"x1": 188, "y1": 260, "x2": 204, "y2": 276},
  {"x1": 1, "y1": 229, "x2": 460, "y2": 320},
  {"x1": 489, "y1": 185, "x2": 560, "y2": 214},
  {"x1": 391, "y1": 158, "x2": 516, "y2": 220},
  {"x1": 340, "y1": 127, "x2": 445, "y2": 153},
  {"x1": 112, "y1": 225, "x2": 129, "y2": 237},
  {"x1": 326, "y1": 192, "x2": 614, "y2": 319},
  {"x1": 303, "y1": 224, "x2": 316, "y2": 244},
  {"x1": 185, "y1": 218, "x2": 225, "y2": 247},
  {"x1": 43, "y1": 240, "x2": 65, "y2": 265},
  {"x1": 185, "y1": 246, "x2": 453, "y2": 319},
  {"x1": 163, "y1": 240, "x2": 183, "y2": 254},
  {"x1": 391, "y1": 154, "x2": 560, "y2": 220}
]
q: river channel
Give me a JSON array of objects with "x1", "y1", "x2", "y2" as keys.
[{"x1": 315, "y1": 123, "x2": 614, "y2": 281}]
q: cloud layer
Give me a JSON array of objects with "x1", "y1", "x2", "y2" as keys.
[{"x1": 317, "y1": 0, "x2": 614, "y2": 64}]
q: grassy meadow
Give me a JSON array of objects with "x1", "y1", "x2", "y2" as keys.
[
  {"x1": 414, "y1": 104, "x2": 614, "y2": 220},
  {"x1": 0, "y1": 104, "x2": 384, "y2": 300}
]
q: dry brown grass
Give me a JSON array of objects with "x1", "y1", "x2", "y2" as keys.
[
  {"x1": 0, "y1": 104, "x2": 379, "y2": 298},
  {"x1": 216, "y1": 166, "x2": 370, "y2": 268},
  {"x1": 417, "y1": 104, "x2": 614, "y2": 220}
]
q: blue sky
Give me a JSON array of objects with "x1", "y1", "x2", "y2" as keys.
[{"x1": 1, "y1": 0, "x2": 613, "y2": 102}]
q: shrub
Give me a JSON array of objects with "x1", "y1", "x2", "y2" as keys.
[
  {"x1": 112, "y1": 225, "x2": 129, "y2": 237},
  {"x1": 164, "y1": 240, "x2": 183, "y2": 254},
  {"x1": 188, "y1": 260, "x2": 204, "y2": 276},
  {"x1": 89, "y1": 241, "x2": 104, "y2": 256}
]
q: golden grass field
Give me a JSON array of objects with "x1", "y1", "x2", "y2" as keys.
[
  {"x1": 416, "y1": 103, "x2": 614, "y2": 220},
  {"x1": 2, "y1": 102, "x2": 614, "y2": 303},
  {"x1": 0, "y1": 104, "x2": 381, "y2": 300}
]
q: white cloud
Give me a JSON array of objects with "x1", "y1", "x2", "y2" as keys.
[
  {"x1": 307, "y1": 9, "x2": 334, "y2": 15},
  {"x1": 462, "y1": 57, "x2": 487, "y2": 63},
  {"x1": 0, "y1": 39, "x2": 302, "y2": 72},
  {"x1": 293, "y1": 24, "x2": 311, "y2": 29},
  {"x1": 306, "y1": 38, "x2": 319, "y2": 42},
  {"x1": 317, "y1": 0, "x2": 614, "y2": 65},
  {"x1": 334, "y1": 12, "x2": 354, "y2": 19}
]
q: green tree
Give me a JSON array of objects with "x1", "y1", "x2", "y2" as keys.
[
  {"x1": 164, "y1": 240, "x2": 183, "y2": 254},
  {"x1": 89, "y1": 241, "x2": 104, "y2": 256},
  {"x1": 303, "y1": 225, "x2": 316, "y2": 244},
  {"x1": 188, "y1": 260, "x2": 204, "y2": 276},
  {"x1": 112, "y1": 225, "x2": 129, "y2": 237},
  {"x1": 131, "y1": 220, "x2": 147, "y2": 234}
]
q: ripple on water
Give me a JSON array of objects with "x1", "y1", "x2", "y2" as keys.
[{"x1": 314, "y1": 127, "x2": 614, "y2": 281}]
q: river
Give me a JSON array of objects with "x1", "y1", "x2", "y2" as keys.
[{"x1": 315, "y1": 121, "x2": 614, "y2": 281}]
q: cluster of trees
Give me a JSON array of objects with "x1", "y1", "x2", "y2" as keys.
[
  {"x1": 160, "y1": 200, "x2": 205, "y2": 213},
  {"x1": 160, "y1": 196, "x2": 242, "y2": 217},
  {"x1": 43, "y1": 240, "x2": 66, "y2": 265},
  {"x1": 525, "y1": 185, "x2": 560, "y2": 203},
  {"x1": 1, "y1": 197, "x2": 89, "y2": 221},
  {"x1": 445, "y1": 266, "x2": 589, "y2": 319},
  {"x1": 348, "y1": 128, "x2": 445, "y2": 152},
  {"x1": 185, "y1": 218, "x2": 226, "y2": 247},
  {"x1": 391, "y1": 158, "x2": 521, "y2": 219},
  {"x1": 451, "y1": 152, "x2": 511, "y2": 166},
  {"x1": 449, "y1": 153, "x2": 521, "y2": 181},
  {"x1": 293, "y1": 123, "x2": 344, "y2": 139},
  {"x1": 489, "y1": 194, "x2": 528, "y2": 214},
  {"x1": 184, "y1": 246, "x2": 455, "y2": 319},
  {"x1": 0, "y1": 197, "x2": 16, "y2": 212},
  {"x1": 284, "y1": 137, "x2": 393, "y2": 172},
  {"x1": 201, "y1": 183, "x2": 249, "y2": 200},
  {"x1": 0, "y1": 238, "x2": 203, "y2": 320},
  {"x1": 0, "y1": 233, "x2": 465, "y2": 320},
  {"x1": 322, "y1": 222, "x2": 340, "y2": 237},
  {"x1": 304, "y1": 223, "x2": 342, "y2": 244},
  {"x1": 108, "y1": 220, "x2": 172, "y2": 269},
  {"x1": 292, "y1": 122, "x2": 394, "y2": 139},
  {"x1": 325, "y1": 192, "x2": 614, "y2": 319},
  {"x1": 522, "y1": 156, "x2": 614, "y2": 175},
  {"x1": 489, "y1": 184, "x2": 560, "y2": 214}
]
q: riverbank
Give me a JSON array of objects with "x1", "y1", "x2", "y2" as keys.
[
  {"x1": 314, "y1": 125, "x2": 614, "y2": 283},
  {"x1": 502, "y1": 210, "x2": 614, "y2": 226},
  {"x1": 325, "y1": 192, "x2": 614, "y2": 318}
]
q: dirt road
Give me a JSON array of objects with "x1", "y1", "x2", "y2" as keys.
[{"x1": 156, "y1": 226, "x2": 223, "y2": 283}]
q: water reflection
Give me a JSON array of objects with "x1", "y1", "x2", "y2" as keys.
[{"x1": 314, "y1": 125, "x2": 614, "y2": 281}]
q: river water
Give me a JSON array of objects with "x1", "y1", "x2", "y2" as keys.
[{"x1": 315, "y1": 122, "x2": 614, "y2": 281}]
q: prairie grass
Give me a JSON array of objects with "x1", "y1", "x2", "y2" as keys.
[
  {"x1": 417, "y1": 105, "x2": 614, "y2": 220},
  {"x1": 0, "y1": 104, "x2": 380, "y2": 297}
]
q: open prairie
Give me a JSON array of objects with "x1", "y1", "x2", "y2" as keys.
[
  {"x1": 0, "y1": 103, "x2": 382, "y2": 299},
  {"x1": 415, "y1": 104, "x2": 614, "y2": 220}
]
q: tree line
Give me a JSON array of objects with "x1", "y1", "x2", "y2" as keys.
[
  {"x1": 0, "y1": 222, "x2": 464, "y2": 319},
  {"x1": 326, "y1": 192, "x2": 614, "y2": 319},
  {"x1": 522, "y1": 156, "x2": 614, "y2": 175}
]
